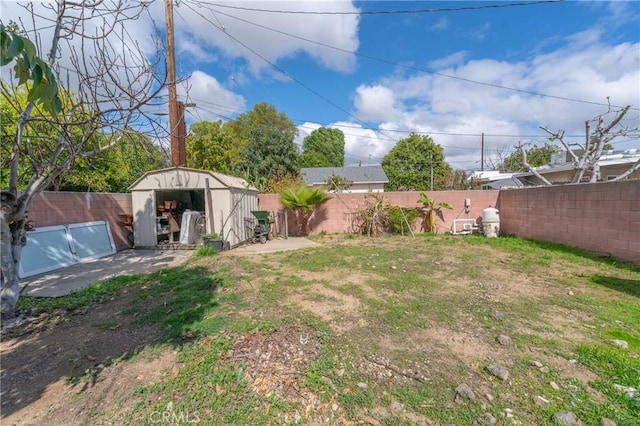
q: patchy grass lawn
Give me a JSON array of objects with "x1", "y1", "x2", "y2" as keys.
[{"x1": 2, "y1": 234, "x2": 639, "y2": 425}]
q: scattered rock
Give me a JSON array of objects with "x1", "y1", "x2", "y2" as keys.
[
  {"x1": 540, "y1": 366, "x2": 550, "y2": 373},
  {"x1": 491, "y1": 311, "x2": 504, "y2": 321},
  {"x1": 613, "y1": 384, "x2": 637, "y2": 398},
  {"x1": 610, "y1": 339, "x2": 629, "y2": 349},
  {"x1": 533, "y1": 395, "x2": 550, "y2": 406},
  {"x1": 550, "y1": 381, "x2": 560, "y2": 391},
  {"x1": 568, "y1": 359, "x2": 578, "y2": 364},
  {"x1": 568, "y1": 291, "x2": 574, "y2": 296},
  {"x1": 357, "y1": 382, "x2": 368, "y2": 389},
  {"x1": 331, "y1": 403, "x2": 338, "y2": 411},
  {"x1": 483, "y1": 413, "x2": 498, "y2": 424},
  {"x1": 390, "y1": 400, "x2": 404, "y2": 412},
  {"x1": 552, "y1": 411, "x2": 579, "y2": 425},
  {"x1": 497, "y1": 334, "x2": 513, "y2": 346},
  {"x1": 600, "y1": 418, "x2": 616, "y2": 426},
  {"x1": 485, "y1": 393, "x2": 495, "y2": 402},
  {"x1": 454, "y1": 383, "x2": 476, "y2": 403},
  {"x1": 530, "y1": 360, "x2": 544, "y2": 368},
  {"x1": 391, "y1": 265, "x2": 398, "y2": 270},
  {"x1": 502, "y1": 408, "x2": 514, "y2": 418},
  {"x1": 486, "y1": 363, "x2": 509, "y2": 381}
]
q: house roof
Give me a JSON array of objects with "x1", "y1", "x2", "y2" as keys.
[
  {"x1": 486, "y1": 177, "x2": 529, "y2": 189},
  {"x1": 469, "y1": 170, "x2": 516, "y2": 183},
  {"x1": 301, "y1": 166, "x2": 389, "y2": 185},
  {"x1": 514, "y1": 150, "x2": 640, "y2": 178}
]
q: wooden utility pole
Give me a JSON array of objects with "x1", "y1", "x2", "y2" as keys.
[
  {"x1": 481, "y1": 132, "x2": 485, "y2": 171},
  {"x1": 165, "y1": 0, "x2": 185, "y2": 166}
]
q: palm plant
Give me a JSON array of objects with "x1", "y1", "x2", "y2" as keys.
[
  {"x1": 279, "y1": 186, "x2": 332, "y2": 236},
  {"x1": 418, "y1": 193, "x2": 452, "y2": 233}
]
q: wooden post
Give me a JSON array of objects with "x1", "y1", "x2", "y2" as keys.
[{"x1": 165, "y1": 0, "x2": 182, "y2": 167}]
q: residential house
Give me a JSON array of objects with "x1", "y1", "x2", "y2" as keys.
[
  {"x1": 514, "y1": 149, "x2": 640, "y2": 185},
  {"x1": 301, "y1": 165, "x2": 389, "y2": 193},
  {"x1": 468, "y1": 170, "x2": 525, "y2": 190}
]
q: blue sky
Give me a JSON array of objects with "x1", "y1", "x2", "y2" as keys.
[{"x1": 2, "y1": 1, "x2": 639, "y2": 170}]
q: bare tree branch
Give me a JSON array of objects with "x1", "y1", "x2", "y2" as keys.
[
  {"x1": 1, "y1": 0, "x2": 167, "y2": 316},
  {"x1": 518, "y1": 142, "x2": 552, "y2": 186}
]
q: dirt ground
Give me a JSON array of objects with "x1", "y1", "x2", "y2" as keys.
[{"x1": 0, "y1": 235, "x2": 629, "y2": 425}]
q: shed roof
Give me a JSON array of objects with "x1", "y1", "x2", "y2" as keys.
[
  {"x1": 129, "y1": 167, "x2": 256, "y2": 191},
  {"x1": 301, "y1": 166, "x2": 388, "y2": 185}
]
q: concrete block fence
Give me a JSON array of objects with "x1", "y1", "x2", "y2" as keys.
[
  {"x1": 27, "y1": 192, "x2": 132, "y2": 251},
  {"x1": 25, "y1": 180, "x2": 639, "y2": 263},
  {"x1": 257, "y1": 191, "x2": 500, "y2": 235},
  {"x1": 497, "y1": 180, "x2": 640, "y2": 264}
]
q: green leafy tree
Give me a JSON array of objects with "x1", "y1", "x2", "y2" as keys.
[
  {"x1": 227, "y1": 102, "x2": 297, "y2": 147},
  {"x1": 300, "y1": 127, "x2": 345, "y2": 167},
  {"x1": 279, "y1": 185, "x2": 332, "y2": 236},
  {"x1": 54, "y1": 132, "x2": 168, "y2": 192},
  {"x1": 501, "y1": 143, "x2": 559, "y2": 172},
  {"x1": 236, "y1": 126, "x2": 300, "y2": 188},
  {"x1": 381, "y1": 133, "x2": 452, "y2": 191},
  {"x1": 186, "y1": 120, "x2": 238, "y2": 174},
  {"x1": 226, "y1": 103, "x2": 300, "y2": 186},
  {"x1": 1, "y1": 84, "x2": 166, "y2": 193},
  {"x1": 0, "y1": 23, "x2": 62, "y2": 116}
]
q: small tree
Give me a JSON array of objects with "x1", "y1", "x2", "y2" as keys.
[
  {"x1": 1, "y1": 3, "x2": 165, "y2": 317},
  {"x1": 417, "y1": 193, "x2": 452, "y2": 233},
  {"x1": 279, "y1": 186, "x2": 331, "y2": 236},
  {"x1": 353, "y1": 193, "x2": 389, "y2": 237},
  {"x1": 323, "y1": 173, "x2": 352, "y2": 193}
]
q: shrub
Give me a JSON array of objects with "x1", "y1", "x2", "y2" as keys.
[
  {"x1": 387, "y1": 206, "x2": 419, "y2": 235},
  {"x1": 353, "y1": 193, "x2": 389, "y2": 237}
]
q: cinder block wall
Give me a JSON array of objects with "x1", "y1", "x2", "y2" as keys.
[
  {"x1": 258, "y1": 191, "x2": 500, "y2": 235},
  {"x1": 27, "y1": 192, "x2": 133, "y2": 250},
  {"x1": 497, "y1": 181, "x2": 640, "y2": 264},
  {"x1": 27, "y1": 182, "x2": 639, "y2": 264}
]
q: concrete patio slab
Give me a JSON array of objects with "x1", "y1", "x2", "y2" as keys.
[{"x1": 18, "y1": 237, "x2": 319, "y2": 298}]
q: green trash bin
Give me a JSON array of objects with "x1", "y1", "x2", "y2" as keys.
[{"x1": 251, "y1": 211, "x2": 274, "y2": 244}]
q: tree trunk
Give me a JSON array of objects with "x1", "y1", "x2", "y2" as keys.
[
  {"x1": 299, "y1": 210, "x2": 311, "y2": 236},
  {"x1": 0, "y1": 212, "x2": 27, "y2": 317}
]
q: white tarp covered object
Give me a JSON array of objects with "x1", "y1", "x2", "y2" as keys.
[{"x1": 19, "y1": 221, "x2": 116, "y2": 278}]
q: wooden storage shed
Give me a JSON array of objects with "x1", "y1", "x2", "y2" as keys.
[{"x1": 130, "y1": 167, "x2": 258, "y2": 248}]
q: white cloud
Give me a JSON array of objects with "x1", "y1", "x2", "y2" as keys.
[
  {"x1": 180, "y1": 71, "x2": 246, "y2": 122},
  {"x1": 347, "y1": 30, "x2": 640, "y2": 170},
  {"x1": 430, "y1": 18, "x2": 449, "y2": 31},
  {"x1": 427, "y1": 51, "x2": 469, "y2": 70},
  {"x1": 353, "y1": 85, "x2": 403, "y2": 122},
  {"x1": 161, "y1": 0, "x2": 361, "y2": 76}
]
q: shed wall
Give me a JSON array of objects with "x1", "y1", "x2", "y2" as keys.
[{"x1": 131, "y1": 190, "x2": 156, "y2": 247}]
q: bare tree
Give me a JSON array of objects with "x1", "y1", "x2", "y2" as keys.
[
  {"x1": 484, "y1": 144, "x2": 513, "y2": 171},
  {"x1": 530, "y1": 104, "x2": 639, "y2": 185},
  {"x1": 1, "y1": 1, "x2": 166, "y2": 317}
]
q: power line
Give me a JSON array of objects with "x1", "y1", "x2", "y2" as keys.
[
  {"x1": 181, "y1": 1, "x2": 399, "y2": 145},
  {"x1": 192, "y1": 1, "x2": 564, "y2": 16},
  {"x1": 195, "y1": 3, "x2": 636, "y2": 111}
]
